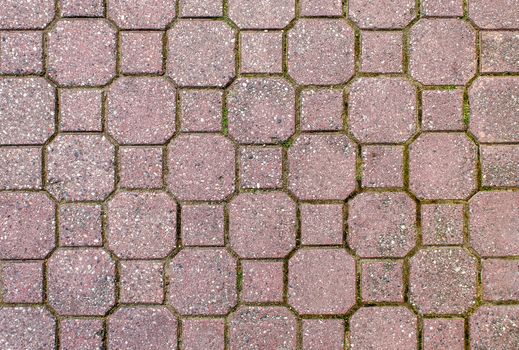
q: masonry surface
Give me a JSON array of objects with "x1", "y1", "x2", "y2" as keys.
[{"x1": 0, "y1": 0, "x2": 519, "y2": 349}]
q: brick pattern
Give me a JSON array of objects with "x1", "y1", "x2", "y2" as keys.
[{"x1": 1, "y1": 1, "x2": 519, "y2": 348}]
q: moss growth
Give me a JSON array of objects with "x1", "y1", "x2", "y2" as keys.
[
  {"x1": 222, "y1": 108, "x2": 229, "y2": 135},
  {"x1": 463, "y1": 99, "x2": 470, "y2": 126},
  {"x1": 282, "y1": 138, "x2": 294, "y2": 149}
]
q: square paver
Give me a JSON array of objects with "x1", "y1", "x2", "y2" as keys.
[
  {"x1": 301, "y1": 89, "x2": 344, "y2": 131},
  {"x1": 302, "y1": 319, "x2": 345, "y2": 350},
  {"x1": 422, "y1": 89, "x2": 465, "y2": 131},
  {"x1": 180, "y1": 0, "x2": 223, "y2": 17},
  {"x1": 60, "y1": 89, "x2": 103, "y2": 132},
  {"x1": 181, "y1": 204, "x2": 225, "y2": 246},
  {"x1": 422, "y1": 0, "x2": 463, "y2": 17},
  {"x1": 362, "y1": 145, "x2": 404, "y2": 188},
  {"x1": 61, "y1": 0, "x2": 104, "y2": 17},
  {"x1": 423, "y1": 318, "x2": 464, "y2": 350},
  {"x1": 180, "y1": 89, "x2": 223, "y2": 132},
  {"x1": 239, "y1": 146, "x2": 283, "y2": 189},
  {"x1": 0, "y1": 147, "x2": 42, "y2": 189},
  {"x1": 0, "y1": 31, "x2": 43, "y2": 74},
  {"x1": 240, "y1": 31, "x2": 283, "y2": 73},
  {"x1": 1, "y1": 261, "x2": 43, "y2": 303},
  {"x1": 421, "y1": 204, "x2": 464, "y2": 245},
  {"x1": 121, "y1": 31, "x2": 164, "y2": 74},
  {"x1": 301, "y1": 204, "x2": 343, "y2": 245},
  {"x1": 361, "y1": 31, "x2": 403, "y2": 73},
  {"x1": 119, "y1": 260, "x2": 164, "y2": 304},
  {"x1": 361, "y1": 260, "x2": 404, "y2": 302},
  {"x1": 182, "y1": 319, "x2": 225, "y2": 349},
  {"x1": 119, "y1": 147, "x2": 163, "y2": 189},
  {"x1": 60, "y1": 319, "x2": 104, "y2": 350},
  {"x1": 241, "y1": 260, "x2": 284, "y2": 303},
  {"x1": 59, "y1": 204, "x2": 103, "y2": 247},
  {"x1": 301, "y1": 0, "x2": 343, "y2": 16}
]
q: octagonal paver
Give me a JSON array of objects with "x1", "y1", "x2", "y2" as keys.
[
  {"x1": 469, "y1": 77, "x2": 519, "y2": 143},
  {"x1": 0, "y1": 78, "x2": 55, "y2": 145},
  {"x1": 349, "y1": 77, "x2": 417, "y2": 143},
  {"x1": 470, "y1": 306, "x2": 519, "y2": 350},
  {"x1": 168, "y1": 248, "x2": 237, "y2": 315},
  {"x1": 229, "y1": 192, "x2": 296, "y2": 258},
  {"x1": 227, "y1": 78, "x2": 295, "y2": 144},
  {"x1": 46, "y1": 134, "x2": 115, "y2": 201},
  {"x1": 107, "y1": 192, "x2": 177, "y2": 259},
  {"x1": 410, "y1": 247, "x2": 477, "y2": 315},
  {"x1": 470, "y1": 191, "x2": 519, "y2": 257},
  {"x1": 0, "y1": 192, "x2": 55, "y2": 259},
  {"x1": 348, "y1": 192, "x2": 417, "y2": 258},
  {"x1": 350, "y1": 307, "x2": 417, "y2": 350},
  {"x1": 107, "y1": 77, "x2": 176, "y2": 144},
  {"x1": 47, "y1": 19, "x2": 116, "y2": 86},
  {"x1": 409, "y1": 133, "x2": 477, "y2": 200},
  {"x1": 109, "y1": 307, "x2": 178, "y2": 350},
  {"x1": 48, "y1": 248, "x2": 116, "y2": 316},
  {"x1": 349, "y1": 0, "x2": 416, "y2": 29},
  {"x1": 167, "y1": 20, "x2": 235, "y2": 87},
  {"x1": 167, "y1": 134, "x2": 235, "y2": 201},
  {"x1": 288, "y1": 19, "x2": 355, "y2": 85},
  {"x1": 288, "y1": 134, "x2": 357, "y2": 200},
  {"x1": 410, "y1": 19, "x2": 476, "y2": 85},
  {"x1": 289, "y1": 248, "x2": 356, "y2": 314},
  {"x1": 228, "y1": 0, "x2": 295, "y2": 29},
  {"x1": 108, "y1": 0, "x2": 175, "y2": 29},
  {"x1": 229, "y1": 306, "x2": 297, "y2": 349},
  {"x1": 0, "y1": 307, "x2": 55, "y2": 350}
]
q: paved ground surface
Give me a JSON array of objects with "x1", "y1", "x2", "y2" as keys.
[{"x1": 0, "y1": 0, "x2": 519, "y2": 349}]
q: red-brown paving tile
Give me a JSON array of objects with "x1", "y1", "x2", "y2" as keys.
[
  {"x1": 301, "y1": 0, "x2": 343, "y2": 17},
  {"x1": 361, "y1": 145, "x2": 404, "y2": 188},
  {"x1": 481, "y1": 32, "x2": 519, "y2": 73},
  {"x1": 181, "y1": 203, "x2": 225, "y2": 246},
  {"x1": 302, "y1": 319, "x2": 345, "y2": 350},
  {"x1": 180, "y1": 89, "x2": 223, "y2": 132},
  {"x1": 0, "y1": 307, "x2": 55, "y2": 350},
  {"x1": 182, "y1": 318, "x2": 225, "y2": 350},
  {"x1": 0, "y1": 31, "x2": 43, "y2": 75},
  {"x1": 423, "y1": 318, "x2": 464, "y2": 350},
  {"x1": 0, "y1": 147, "x2": 42, "y2": 189},
  {"x1": 61, "y1": 0, "x2": 104, "y2": 17},
  {"x1": 119, "y1": 260, "x2": 164, "y2": 304},
  {"x1": 349, "y1": 0, "x2": 416, "y2": 29},
  {"x1": 120, "y1": 31, "x2": 164, "y2": 75},
  {"x1": 228, "y1": 0, "x2": 295, "y2": 29},
  {"x1": 482, "y1": 259, "x2": 519, "y2": 301},
  {"x1": 108, "y1": 0, "x2": 175, "y2": 29},
  {"x1": 300, "y1": 203, "x2": 343, "y2": 245},
  {"x1": 239, "y1": 146, "x2": 283, "y2": 189},
  {"x1": 422, "y1": 0, "x2": 463, "y2": 17},
  {"x1": 470, "y1": 306, "x2": 519, "y2": 350},
  {"x1": 241, "y1": 260, "x2": 284, "y2": 303},
  {"x1": 0, "y1": 0, "x2": 55, "y2": 29},
  {"x1": 60, "y1": 89, "x2": 103, "y2": 132},
  {"x1": 421, "y1": 203, "x2": 464, "y2": 245},
  {"x1": 1, "y1": 261, "x2": 43, "y2": 303},
  {"x1": 300, "y1": 89, "x2": 344, "y2": 131},
  {"x1": 421, "y1": 89, "x2": 465, "y2": 131},
  {"x1": 179, "y1": 0, "x2": 223, "y2": 17},
  {"x1": 361, "y1": 31, "x2": 403, "y2": 73},
  {"x1": 60, "y1": 319, "x2": 104, "y2": 350},
  {"x1": 240, "y1": 31, "x2": 283, "y2": 74},
  {"x1": 361, "y1": 260, "x2": 404, "y2": 302},
  {"x1": 59, "y1": 204, "x2": 102, "y2": 247},
  {"x1": 469, "y1": 0, "x2": 519, "y2": 29},
  {"x1": 119, "y1": 147, "x2": 163, "y2": 189}
]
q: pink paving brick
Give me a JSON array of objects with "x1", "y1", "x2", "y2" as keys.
[
  {"x1": 181, "y1": 204, "x2": 225, "y2": 246},
  {"x1": 0, "y1": 31, "x2": 42, "y2": 74},
  {"x1": 180, "y1": 0, "x2": 223, "y2": 17},
  {"x1": 300, "y1": 204, "x2": 343, "y2": 245},
  {"x1": 240, "y1": 31, "x2": 283, "y2": 73},
  {"x1": 349, "y1": 0, "x2": 416, "y2": 28},
  {"x1": 288, "y1": 19, "x2": 355, "y2": 85},
  {"x1": 288, "y1": 248, "x2": 356, "y2": 314},
  {"x1": 241, "y1": 260, "x2": 284, "y2": 303},
  {"x1": 120, "y1": 31, "x2": 164, "y2": 75},
  {"x1": 361, "y1": 145, "x2": 404, "y2": 188},
  {"x1": 302, "y1": 319, "x2": 344, "y2": 350},
  {"x1": 107, "y1": 192, "x2": 176, "y2": 259},
  {"x1": 423, "y1": 318, "x2": 464, "y2": 350},
  {"x1": 228, "y1": 77, "x2": 295, "y2": 144},
  {"x1": 470, "y1": 306, "x2": 519, "y2": 350},
  {"x1": 350, "y1": 307, "x2": 417, "y2": 350},
  {"x1": 59, "y1": 89, "x2": 103, "y2": 132},
  {"x1": 301, "y1": 0, "x2": 343, "y2": 16},
  {"x1": 228, "y1": 0, "x2": 295, "y2": 29},
  {"x1": 1, "y1": 261, "x2": 43, "y2": 303},
  {"x1": 119, "y1": 260, "x2": 164, "y2": 304},
  {"x1": 481, "y1": 31, "x2": 519, "y2": 73},
  {"x1": 0, "y1": 147, "x2": 41, "y2": 189},
  {"x1": 422, "y1": 0, "x2": 463, "y2": 17},
  {"x1": 239, "y1": 146, "x2": 283, "y2": 189},
  {"x1": 182, "y1": 318, "x2": 225, "y2": 350},
  {"x1": 469, "y1": 0, "x2": 519, "y2": 29},
  {"x1": 59, "y1": 204, "x2": 102, "y2": 247},
  {"x1": 60, "y1": 319, "x2": 104, "y2": 350},
  {"x1": 422, "y1": 89, "x2": 465, "y2": 131},
  {"x1": 61, "y1": 0, "x2": 104, "y2": 17},
  {"x1": 0, "y1": 307, "x2": 55, "y2": 350},
  {"x1": 361, "y1": 31, "x2": 403, "y2": 73},
  {"x1": 482, "y1": 259, "x2": 519, "y2": 301},
  {"x1": 421, "y1": 203, "x2": 464, "y2": 245},
  {"x1": 0, "y1": 0, "x2": 55, "y2": 29},
  {"x1": 180, "y1": 89, "x2": 223, "y2": 132},
  {"x1": 119, "y1": 147, "x2": 163, "y2": 189},
  {"x1": 348, "y1": 192, "x2": 417, "y2": 258},
  {"x1": 300, "y1": 89, "x2": 344, "y2": 131},
  {"x1": 361, "y1": 260, "x2": 404, "y2": 302},
  {"x1": 108, "y1": 0, "x2": 175, "y2": 29},
  {"x1": 229, "y1": 192, "x2": 296, "y2": 258},
  {"x1": 168, "y1": 248, "x2": 237, "y2": 315},
  {"x1": 481, "y1": 145, "x2": 519, "y2": 187}
]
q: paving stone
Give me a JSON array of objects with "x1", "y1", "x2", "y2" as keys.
[
  {"x1": 423, "y1": 318, "x2": 464, "y2": 350},
  {"x1": 481, "y1": 31, "x2": 519, "y2": 72},
  {"x1": 182, "y1": 319, "x2": 225, "y2": 350},
  {"x1": 482, "y1": 145, "x2": 519, "y2": 187},
  {"x1": 470, "y1": 191, "x2": 519, "y2": 257},
  {"x1": 288, "y1": 19, "x2": 355, "y2": 85},
  {"x1": 107, "y1": 77, "x2": 176, "y2": 144},
  {"x1": 228, "y1": 0, "x2": 295, "y2": 29},
  {"x1": 0, "y1": 307, "x2": 55, "y2": 350},
  {"x1": 349, "y1": 77, "x2": 417, "y2": 143},
  {"x1": 60, "y1": 89, "x2": 103, "y2": 132},
  {"x1": 181, "y1": 204, "x2": 225, "y2": 246},
  {"x1": 410, "y1": 19, "x2": 476, "y2": 85},
  {"x1": 180, "y1": 0, "x2": 223, "y2": 17},
  {"x1": 300, "y1": 89, "x2": 344, "y2": 131},
  {"x1": 228, "y1": 77, "x2": 295, "y2": 144},
  {"x1": 169, "y1": 248, "x2": 237, "y2": 315},
  {"x1": 0, "y1": 31, "x2": 43, "y2": 74},
  {"x1": 301, "y1": 204, "x2": 343, "y2": 245},
  {"x1": 240, "y1": 31, "x2": 283, "y2": 73},
  {"x1": 361, "y1": 145, "x2": 404, "y2": 188},
  {"x1": 46, "y1": 134, "x2": 115, "y2": 201},
  {"x1": 350, "y1": 307, "x2": 417, "y2": 350},
  {"x1": 241, "y1": 260, "x2": 284, "y2": 303},
  {"x1": 180, "y1": 89, "x2": 223, "y2": 132},
  {"x1": 120, "y1": 260, "x2": 164, "y2": 304},
  {"x1": 1, "y1": 261, "x2": 43, "y2": 303},
  {"x1": 410, "y1": 247, "x2": 477, "y2": 314},
  {"x1": 469, "y1": 0, "x2": 519, "y2": 29},
  {"x1": 0, "y1": 192, "x2": 55, "y2": 259},
  {"x1": 301, "y1": 0, "x2": 343, "y2": 16},
  {"x1": 107, "y1": 192, "x2": 176, "y2": 259},
  {"x1": 121, "y1": 31, "x2": 163, "y2": 74},
  {"x1": 288, "y1": 134, "x2": 357, "y2": 200},
  {"x1": 0, "y1": 0, "x2": 55, "y2": 29},
  {"x1": 421, "y1": 204, "x2": 464, "y2": 245},
  {"x1": 409, "y1": 133, "x2": 477, "y2": 200},
  {"x1": 470, "y1": 306, "x2": 519, "y2": 350},
  {"x1": 469, "y1": 77, "x2": 519, "y2": 142},
  {"x1": 348, "y1": 192, "x2": 417, "y2": 258},
  {"x1": 422, "y1": 0, "x2": 463, "y2": 17},
  {"x1": 119, "y1": 147, "x2": 163, "y2": 189},
  {"x1": 0, "y1": 77, "x2": 55, "y2": 145},
  {"x1": 109, "y1": 306, "x2": 177, "y2": 350},
  {"x1": 361, "y1": 260, "x2": 404, "y2": 302},
  {"x1": 0, "y1": 147, "x2": 41, "y2": 189},
  {"x1": 229, "y1": 192, "x2": 296, "y2": 258},
  {"x1": 48, "y1": 248, "x2": 116, "y2": 316},
  {"x1": 62, "y1": 0, "x2": 104, "y2": 17},
  {"x1": 60, "y1": 319, "x2": 104, "y2": 350},
  {"x1": 59, "y1": 204, "x2": 102, "y2": 247},
  {"x1": 288, "y1": 248, "x2": 356, "y2": 314},
  {"x1": 302, "y1": 319, "x2": 344, "y2": 350},
  {"x1": 349, "y1": 0, "x2": 416, "y2": 28},
  {"x1": 422, "y1": 89, "x2": 465, "y2": 131},
  {"x1": 108, "y1": 0, "x2": 175, "y2": 28},
  {"x1": 229, "y1": 306, "x2": 297, "y2": 349},
  {"x1": 239, "y1": 146, "x2": 283, "y2": 189},
  {"x1": 167, "y1": 20, "x2": 235, "y2": 87},
  {"x1": 167, "y1": 134, "x2": 235, "y2": 200},
  {"x1": 361, "y1": 31, "x2": 403, "y2": 73},
  {"x1": 47, "y1": 19, "x2": 116, "y2": 86},
  {"x1": 482, "y1": 259, "x2": 519, "y2": 301}
]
